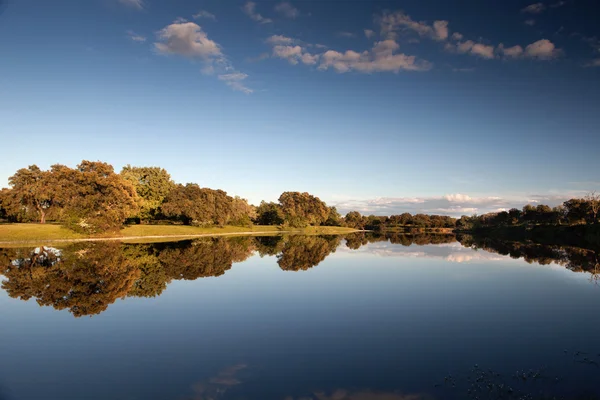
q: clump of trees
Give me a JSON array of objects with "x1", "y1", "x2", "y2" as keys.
[
  {"x1": 342, "y1": 211, "x2": 456, "y2": 231},
  {"x1": 1, "y1": 162, "x2": 141, "y2": 233},
  {"x1": 456, "y1": 193, "x2": 600, "y2": 231}
]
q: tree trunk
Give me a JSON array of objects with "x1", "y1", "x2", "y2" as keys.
[{"x1": 39, "y1": 209, "x2": 46, "y2": 224}]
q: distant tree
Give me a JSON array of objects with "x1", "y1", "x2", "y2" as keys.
[
  {"x1": 585, "y1": 192, "x2": 600, "y2": 224},
  {"x1": 344, "y1": 211, "x2": 365, "y2": 229},
  {"x1": 255, "y1": 201, "x2": 284, "y2": 226},
  {"x1": 120, "y1": 166, "x2": 176, "y2": 222},
  {"x1": 508, "y1": 208, "x2": 522, "y2": 225},
  {"x1": 563, "y1": 198, "x2": 588, "y2": 224},
  {"x1": 323, "y1": 206, "x2": 342, "y2": 226}
]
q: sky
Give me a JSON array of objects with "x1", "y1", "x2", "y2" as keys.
[{"x1": 0, "y1": 0, "x2": 599, "y2": 216}]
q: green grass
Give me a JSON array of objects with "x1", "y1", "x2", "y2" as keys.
[{"x1": 0, "y1": 223, "x2": 359, "y2": 244}]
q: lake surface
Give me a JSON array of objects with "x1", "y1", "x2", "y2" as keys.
[{"x1": 1, "y1": 234, "x2": 599, "y2": 400}]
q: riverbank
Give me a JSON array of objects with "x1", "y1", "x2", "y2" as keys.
[
  {"x1": 456, "y1": 224, "x2": 600, "y2": 249},
  {"x1": 0, "y1": 223, "x2": 360, "y2": 245}
]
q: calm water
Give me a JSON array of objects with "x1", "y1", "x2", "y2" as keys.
[{"x1": 1, "y1": 234, "x2": 599, "y2": 400}]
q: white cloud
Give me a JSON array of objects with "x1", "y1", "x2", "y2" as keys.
[
  {"x1": 364, "y1": 29, "x2": 375, "y2": 39},
  {"x1": 524, "y1": 39, "x2": 561, "y2": 59},
  {"x1": 524, "y1": 19, "x2": 536, "y2": 26},
  {"x1": 433, "y1": 20, "x2": 449, "y2": 41},
  {"x1": 266, "y1": 35, "x2": 295, "y2": 45},
  {"x1": 521, "y1": 3, "x2": 546, "y2": 14},
  {"x1": 193, "y1": 10, "x2": 216, "y2": 20},
  {"x1": 446, "y1": 40, "x2": 495, "y2": 59},
  {"x1": 272, "y1": 45, "x2": 319, "y2": 65},
  {"x1": 451, "y1": 32, "x2": 463, "y2": 41},
  {"x1": 243, "y1": 2, "x2": 272, "y2": 24},
  {"x1": 119, "y1": 0, "x2": 143, "y2": 9},
  {"x1": 471, "y1": 43, "x2": 495, "y2": 59},
  {"x1": 379, "y1": 11, "x2": 449, "y2": 41},
  {"x1": 155, "y1": 21, "x2": 251, "y2": 94},
  {"x1": 218, "y1": 73, "x2": 253, "y2": 94},
  {"x1": 319, "y1": 39, "x2": 432, "y2": 73},
  {"x1": 155, "y1": 22, "x2": 222, "y2": 59},
  {"x1": 127, "y1": 30, "x2": 146, "y2": 43},
  {"x1": 499, "y1": 44, "x2": 524, "y2": 58},
  {"x1": 274, "y1": 1, "x2": 299, "y2": 19}
]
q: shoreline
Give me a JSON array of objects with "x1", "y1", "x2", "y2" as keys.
[{"x1": 0, "y1": 226, "x2": 364, "y2": 246}]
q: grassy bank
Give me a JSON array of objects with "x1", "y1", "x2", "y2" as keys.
[{"x1": 0, "y1": 223, "x2": 359, "y2": 244}]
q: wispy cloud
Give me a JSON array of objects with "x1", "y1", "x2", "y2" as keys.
[
  {"x1": 118, "y1": 0, "x2": 143, "y2": 10},
  {"x1": 274, "y1": 1, "x2": 299, "y2": 19},
  {"x1": 193, "y1": 10, "x2": 216, "y2": 20},
  {"x1": 336, "y1": 31, "x2": 356, "y2": 38},
  {"x1": 378, "y1": 11, "x2": 449, "y2": 41},
  {"x1": 364, "y1": 29, "x2": 375, "y2": 39},
  {"x1": 521, "y1": 2, "x2": 546, "y2": 14},
  {"x1": 243, "y1": 2, "x2": 272, "y2": 24},
  {"x1": 126, "y1": 30, "x2": 146, "y2": 43},
  {"x1": 155, "y1": 20, "x2": 252, "y2": 93},
  {"x1": 319, "y1": 39, "x2": 432, "y2": 73},
  {"x1": 524, "y1": 19, "x2": 536, "y2": 26}
]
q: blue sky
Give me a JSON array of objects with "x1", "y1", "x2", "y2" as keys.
[{"x1": 0, "y1": 0, "x2": 599, "y2": 215}]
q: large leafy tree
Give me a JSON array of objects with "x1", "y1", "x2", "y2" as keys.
[
  {"x1": 278, "y1": 191, "x2": 330, "y2": 228},
  {"x1": 255, "y1": 201, "x2": 284, "y2": 225},
  {"x1": 120, "y1": 165, "x2": 176, "y2": 222},
  {"x1": 161, "y1": 184, "x2": 244, "y2": 226},
  {"x1": 61, "y1": 161, "x2": 141, "y2": 233},
  {"x1": 5, "y1": 165, "x2": 58, "y2": 223}
]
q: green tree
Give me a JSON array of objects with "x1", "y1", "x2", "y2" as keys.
[
  {"x1": 255, "y1": 201, "x2": 284, "y2": 225},
  {"x1": 120, "y1": 165, "x2": 176, "y2": 222},
  {"x1": 161, "y1": 184, "x2": 246, "y2": 227},
  {"x1": 278, "y1": 191, "x2": 330, "y2": 228},
  {"x1": 344, "y1": 211, "x2": 365, "y2": 229}
]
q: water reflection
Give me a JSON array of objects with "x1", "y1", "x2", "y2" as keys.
[
  {"x1": 2, "y1": 233, "x2": 600, "y2": 317},
  {"x1": 458, "y1": 234, "x2": 600, "y2": 280}
]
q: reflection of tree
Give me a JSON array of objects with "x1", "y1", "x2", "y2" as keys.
[
  {"x1": 277, "y1": 235, "x2": 341, "y2": 271},
  {"x1": 344, "y1": 233, "x2": 457, "y2": 250},
  {"x1": 254, "y1": 235, "x2": 286, "y2": 257},
  {"x1": 1, "y1": 243, "x2": 140, "y2": 317},
  {"x1": 458, "y1": 234, "x2": 600, "y2": 280}
]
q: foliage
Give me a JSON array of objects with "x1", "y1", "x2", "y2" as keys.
[
  {"x1": 161, "y1": 184, "x2": 254, "y2": 227},
  {"x1": 255, "y1": 201, "x2": 284, "y2": 225},
  {"x1": 278, "y1": 191, "x2": 330, "y2": 228},
  {"x1": 120, "y1": 165, "x2": 176, "y2": 222}
]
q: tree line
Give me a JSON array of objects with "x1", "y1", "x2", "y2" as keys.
[
  {"x1": 456, "y1": 193, "x2": 600, "y2": 231},
  {"x1": 0, "y1": 161, "x2": 341, "y2": 233},
  {"x1": 1, "y1": 161, "x2": 598, "y2": 234}
]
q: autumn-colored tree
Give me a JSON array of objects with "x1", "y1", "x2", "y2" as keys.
[
  {"x1": 120, "y1": 165, "x2": 176, "y2": 222},
  {"x1": 278, "y1": 191, "x2": 331, "y2": 227},
  {"x1": 277, "y1": 235, "x2": 341, "y2": 271},
  {"x1": 61, "y1": 161, "x2": 141, "y2": 233},
  {"x1": 229, "y1": 196, "x2": 257, "y2": 227},
  {"x1": 5, "y1": 165, "x2": 59, "y2": 223},
  {"x1": 1, "y1": 243, "x2": 140, "y2": 317},
  {"x1": 161, "y1": 184, "x2": 242, "y2": 226}
]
